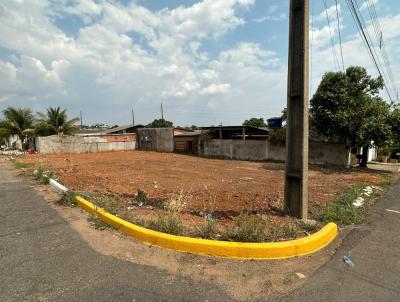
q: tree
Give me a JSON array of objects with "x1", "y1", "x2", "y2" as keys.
[
  {"x1": 310, "y1": 66, "x2": 392, "y2": 167},
  {"x1": 35, "y1": 107, "x2": 80, "y2": 136},
  {"x1": 147, "y1": 118, "x2": 173, "y2": 128},
  {"x1": 0, "y1": 121, "x2": 10, "y2": 145},
  {"x1": 268, "y1": 108, "x2": 288, "y2": 145},
  {"x1": 243, "y1": 117, "x2": 267, "y2": 128},
  {"x1": 0, "y1": 107, "x2": 34, "y2": 149}
]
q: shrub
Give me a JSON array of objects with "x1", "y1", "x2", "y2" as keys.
[
  {"x1": 298, "y1": 220, "x2": 318, "y2": 233},
  {"x1": 59, "y1": 192, "x2": 77, "y2": 207},
  {"x1": 34, "y1": 165, "x2": 53, "y2": 184},
  {"x1": 92, "y1": 195, "x2": 120, "y2": 215},
  {"x1": 268, "y1": 128, "x2": 286, "y2": 145},
  {"x1": 194, "y1": 217, "x2": 218, "y2": 239},
  {"x1": 39, "y1": 171, "x2": 53, "y2": 184},
  {"x1": 137, "y1": 189, "x2": 149, "y2": 203},
  {"x1": 148, "y1": 212, "x2": 184, "y2": 236},
  {"x1": 222, "y1": 213, "x2": 266, "y2": 242}
]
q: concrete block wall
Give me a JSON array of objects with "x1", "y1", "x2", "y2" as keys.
[
  {"x1": 199, "y1": 139, "x2": 350, "y2": 167},
  {"x1": 36, "y1": 134, "x2": 136, "y2": 154},
  {"x1": 137, "y1": 128, "x2": 174, "y2": 152}
]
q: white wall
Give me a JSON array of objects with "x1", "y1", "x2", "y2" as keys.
[
  {"x1": 199, "y1": 139, "x2": 351, "y2": 167},
  {"x1": 37, "y1": 135, "x2": 136, "y2": 154}
]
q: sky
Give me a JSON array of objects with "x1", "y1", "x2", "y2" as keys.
[{"x1": 0, "y1": 0, "x2": 399, "y2": 127}]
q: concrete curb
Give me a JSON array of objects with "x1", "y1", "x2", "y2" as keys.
[
  {"x1": 75, "y1": 195, "x2": 338, "y2": 260},
  {"x1": 49, "y1": 179, "x2": 69, "y2": 194}
]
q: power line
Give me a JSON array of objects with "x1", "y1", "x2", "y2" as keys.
[
  {"x1": 334, "y1": 0, "x2": 345, "y2": 70},
  {"x1": 323, "y1": 0, "x2": 341, "y2": 70},
  {"x1": 363, "y1": 0, "x2": 398, "y2": 100},
  {"x1": 352, "y1": 0, "x2": 395, "y2": 100},
  {"x1": 344, "y1": 0, "x2": 395, "y2": 101}
]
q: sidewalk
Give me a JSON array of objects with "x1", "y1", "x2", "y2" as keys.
[{"x1": 282, "y1": 177, "x2": 400, "y2": 302}]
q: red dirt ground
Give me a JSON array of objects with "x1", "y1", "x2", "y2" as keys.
[{"x1": 19, "y1": 151, "x2": 382, "y2": 216}]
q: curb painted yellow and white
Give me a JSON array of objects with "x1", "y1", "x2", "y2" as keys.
[{"x1": 75, "y1": 195, "x2": 338, "y2": 260}]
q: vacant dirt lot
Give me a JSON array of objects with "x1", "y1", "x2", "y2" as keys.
[{"x1": 19, "y1": 150, "x2": 382, "y2": 215}]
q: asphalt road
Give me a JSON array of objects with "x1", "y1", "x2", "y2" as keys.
[
  {"x1": 282, "y1": 176, "x2": 400, "y2": 302},
  {"x1": 0, "y1": 161, "x2": 232, "y2": 302}
]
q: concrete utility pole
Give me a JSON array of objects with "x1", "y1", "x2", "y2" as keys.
[
  {"x1": 131, "y1": 109, "x2": 135, "y2": 126},
  {"x1": 80, "y1": 111, "x2": 83, "y2": 129},
  {"x1": 284, "y1": 0, "x2": 309, "y2": 219},
  {"x1": 161, "y1": 103, "x2": 164, "y2": 120}
]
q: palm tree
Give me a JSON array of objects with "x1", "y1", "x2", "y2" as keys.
[
  {"x1": 35, "y1": 107, "x2": 80, "y2": 136},
  {"x1": 0, "y1": 107, "x2": 34, "y2": 149}
]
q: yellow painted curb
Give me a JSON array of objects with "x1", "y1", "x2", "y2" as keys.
[{"x1": 75, "y1": 196, "x2": 338, "y2": 259}]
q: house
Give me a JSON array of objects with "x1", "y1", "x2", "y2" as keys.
[
  {"x1": 105, "y1": 124, "x2": 145, "y2": 135},
  {"x1": 3, "y1": 134, "x2": 23, "y2": 150},
  {"x1": 174, "y1": 130, "x2": 201, "y2": 154},
  {"x1": 200, "y1": 125, "x2": 269, "y2": 140}
]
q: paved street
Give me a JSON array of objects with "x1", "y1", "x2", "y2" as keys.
[
  {"x1": 0, "y1": 161, "x2": 231, "y2": 302},
  {"x1": 282, "y1": 177, "x2": 400, "y2": 302}
]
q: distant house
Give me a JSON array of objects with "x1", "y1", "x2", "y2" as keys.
[
  {"x1": 74, "y1": 128, "x2": 107, "y2": 136},
  {"x1": 3, "y1": 134, "x2": 23, "y2": 150},
  {"x1": 201, "y1": 125, "x2": 269, "y2": 140},
  {"x1": 174, "y1": 129, "x2": 201, "y2": 154},
  {"x1": 105, "y1": 124, "x2": 145, "y2": 135}
]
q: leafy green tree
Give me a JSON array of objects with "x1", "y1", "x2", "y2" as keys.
[
  {"x1": 0, "y1": 121, "x2": 10, "y2": 145},
  {"x1": 147, "y1": 118, "x2": 173, "y2": 128},
  {"x1": 243, "y1": 117, "x2": 267, "y2": 128},
  {"x1": 268, "y1": 108, "x2": 288, "y2": 145},
  {"x1": 310, "y1": 66, "x2": 392, "y2": 167},
  {"x1": 0, "y1": 107, "x2": 34, "y2": 149},
  {"x1": 35, "y1": 107, "x2": 79, "y2": 136}
]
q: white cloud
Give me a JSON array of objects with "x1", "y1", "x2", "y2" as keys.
[
  {"x1": 314, "y1": 4, "x2": 340, "y2": 23},
  {"x1": 200, "y1": 83, "x2": 230, "y2": 95},
  {"x1": 0, "y1": 0, "x2": 398, "y2": 126}
]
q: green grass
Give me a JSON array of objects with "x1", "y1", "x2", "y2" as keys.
[
  {"x1": 221, "y1": 213, "x2": 266, "y2": 242},
  {"x1": 320, "y1": 183, "x2": 380, "y2": 225},
  {"x1": 298, "y1": 220, "x2": 318, "y2": 233},
  {"x1": 91, "y1": 195, "x2": 121, "y2": 215},
  {"x1": 193, "y1": 217, "x2": 218, "y2": 239},
  {"x1": 88, "y1": 214, "x2": 112, "y2": 230},
  {"x1": 266, "y1": 220, "x2": 299, "y2": 241},
  {"x1": 147, "y1": 212, "x2": 184, "y2": 236},
  {"x1": 58, "y1": 192, "x2": 77, "y2": 207},
  {"x1": 378, "y1": 172, "x2": 393, "y2": 188},
  {"x1": 14, "y1": 162, "x2": 32, "y2": 169},
  {"x1": 33, "y1": 165, "x2": 54, "y2": 184}
]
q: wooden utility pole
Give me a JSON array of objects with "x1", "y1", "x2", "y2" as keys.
[{"x1": 284, "y1": 0, "x2": 309, "y2": 219}]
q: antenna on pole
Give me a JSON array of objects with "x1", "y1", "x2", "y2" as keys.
[
  {"x1": 80, "y1": 111, "x2": 83, "y2": 129},
  {"x1": 131, "y1": 109, "x2": 135, "y2": 126},
  {"x1": 161, "y1": 103, "x2": 164, "y2": 120}
]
